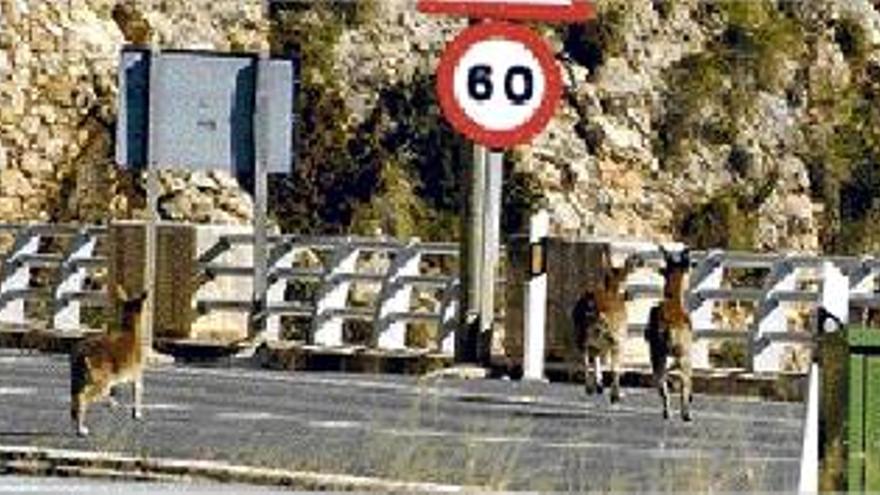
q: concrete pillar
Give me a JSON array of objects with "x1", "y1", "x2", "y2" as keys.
[
  {"x1": 751, "y1": 259, "x2": 797, "y2": 373},
  {"x1": 313, "y1": 245, "x2": 359, "y2": 347},
  {"x1": 798, "y1": 362, "x2": 820, "y2": 495},
  {"x1": 820, "y1": 261, "x2": 848, "y2": 328},
  {"x1": 688, "y1": 250, "x2": 723, "y2": 370},
  {"x1": 523, "y1": 209, "x2": 549, "y2": 381},
  {"x1": 439, "y1": 280, "x2": 459, "y2": 354},
  {"x1": 376, "y1": 245, "x2": 420, "y2": 350},
  {"x1": 0, "y1": 229, "x2": 38, "y2": 326},
  {"x1": 265, "y1": 240, "x2": 298, "y2": 342},
  {"x1": 53, "y1": 231, "x2": 97, "y2": 331}
]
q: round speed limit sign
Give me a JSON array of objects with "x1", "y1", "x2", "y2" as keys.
[{"x1": 436, "y1": 22, "x2": 562, "y2": 149}]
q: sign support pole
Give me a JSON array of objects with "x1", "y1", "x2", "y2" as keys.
[
  {"x1": 457, "y1": 143, "x2": 485, "y2": 364},
  {"x1": 456, "y1": 144, "x2": 502, "y2": 366},
  {"x1": 251, "y1": 52, "x2": 270, "y2": 340},
  {"x1": 479, "y1": 149, "x2": 503, "y2": 364},
  {"x1": 142, "y1": 47, "x2": 160, "y2": 360}
]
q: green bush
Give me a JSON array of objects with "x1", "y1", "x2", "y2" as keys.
[
  {"x1": 677, "y1": 176, "x2": 775, "y2": 251},
  {"x1": 503, "y1": 152, "x2": 545, "y2": 236},
  {"x1": 678, "y1": 191, "x2": 757, "y2": 250},
  {"x1": 561, "y1": 0, "x2": 628, "y2": 71},
  {"x1": 656, "y1": 53, "x2": 728, "y2": 167},
  {"x1": 835, "y1": 16, "x2": 869, "y2": 65},
  {"x1": 656, "y1": 0, "x2": 805, "y2": 171},
  {"x1": 802, "y1": 60, "x2": 880, "y2": 253},
  {"x1": 712, "y1": 340, "x2": 748, "y2": 369}
]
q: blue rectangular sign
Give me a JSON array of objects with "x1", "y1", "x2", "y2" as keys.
[{"x1": 116, "y1": 48, "x2": 295, "y2": 175}]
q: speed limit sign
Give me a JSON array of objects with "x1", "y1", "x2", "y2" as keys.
[{"x1": 436, "y1": 22, "x2": 562, "y2": 149}]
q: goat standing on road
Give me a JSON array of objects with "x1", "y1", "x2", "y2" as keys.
[
  {"x1": 645, "y1": 246, "x2": 694, "y2": 421},
  {"x1": 572, "y1": 250, "x2": 639, "y2": 403},
  {"x1": 70, "y1": 286, "x2": 148, "y2": 437}
]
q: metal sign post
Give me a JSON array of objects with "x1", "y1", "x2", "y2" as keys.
[
  {"x1": 117, "y1": 47, "x2": 295, "y2": 346},
  {"x1": 251, "y1": 52, "x2": 271, "y2": 340},
  {"x1": 457, "y1": 144, "x2": 485, "y2": 363},
  {"x1": 479, "y1": 148, "x2": 503, "y2": 363},
  {"x1": 457, "y1": 144, "x2": 503, "y2": 365},
  {"x1": 435, "y1": 21, "x2": 565, "y2": 366},
  {"x1": 142, "y1": 46, "x2": 161, "y2": 358}
]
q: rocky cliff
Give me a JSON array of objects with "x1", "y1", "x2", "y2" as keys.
[
  {"x1": 0, "y1": 0, "x2": 266, "y2": 224},
  {"x1": 4, "y1": 0, "x2": 880, "y2": 254}
]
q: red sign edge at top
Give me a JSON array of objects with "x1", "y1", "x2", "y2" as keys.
[{"x1": 417, "y1": 0, "x2": 595, "y2": 23}]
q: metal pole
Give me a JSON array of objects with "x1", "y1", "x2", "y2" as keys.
[
  {"x1": 143, "y1": 47, "x2": 161, "y2": 358},
  {"x1": 479, "y1": 149, "x2": 503, "y2": 364},
  {"x1": 798, "y1": 362, "x2": 820, "y2": 494},
  {"x1": 251, "y1": 53, "x2": 270, "y2": 340},
  {"x1": 456, "y1": 143, "x2": 486, "y2": 364}
]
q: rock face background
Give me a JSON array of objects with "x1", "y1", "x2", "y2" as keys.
[
  {"x1": 4, "y1": 0, "x2": 880, "y2": 253},
  {"x1": 0, "y1": 0, "x2": 266, "y2": 224}
]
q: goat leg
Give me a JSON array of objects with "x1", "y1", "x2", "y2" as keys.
[
  {"x1": 679, "y1": 356, "x2": 693, "y2": 422},
  {"x1": 610, "y1": 346, "x2": 621, "y2": 404}
]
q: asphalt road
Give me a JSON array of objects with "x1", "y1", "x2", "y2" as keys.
[
  {"x1": 0, "y1": 476, "x2": 288, "y2": 494},
  {"x1": 0, "y1": 351, "x2": 805, "y2": 491}
]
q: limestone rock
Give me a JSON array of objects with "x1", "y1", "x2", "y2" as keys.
[{"x1": 0, "y1": 168, "x2": 33, "y2": 197}]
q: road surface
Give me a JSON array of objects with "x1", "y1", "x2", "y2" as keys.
[
  {"x1": 0, "y1": 476, "x2": 290, "y2": 494},
  {"x1": 0, "y1": 351, "x2": 804, "y2": 491}
]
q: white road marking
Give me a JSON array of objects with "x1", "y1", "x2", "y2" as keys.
[
  {"x1": 142, "y1": 403, "x2": 190, "y2": 412},
  {"x1": 470, "y1": 435, "x2": 531, "y2": 445},
  {"x1": 166, "y1": 366, "x2": 414, "y2": 393},
  {"x1": 215, "y1": 411, "x2": 277, "y2": 421},
  {"x1": 0, "y1": 387, "x2": 35, "y2": 396},
  {"x1": 379, "y1": 428, "x2": 447, "y2": 439},
  {"x1": 308, "y1": 420, "x2": 362, "y2": 430},
  {"x1": 0, "y1": 356, "x2": 43, "y2": 364},
  {"x1": 544, "y1": 441, "x2": 622, "y2": 450},
  {"x1": 376, "y1": 427, "x2": 531, "y2": 445}
]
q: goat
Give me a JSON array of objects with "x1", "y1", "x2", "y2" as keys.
[
  {"x1": 70, "y1": 285, "x2": 148, "y2": 436},
  {"x1": 572, "y1": 249, "x2": 638, "y2": 403},
  {"x1": 645, "y1": 246, "x2": 694, "y2": 421}
]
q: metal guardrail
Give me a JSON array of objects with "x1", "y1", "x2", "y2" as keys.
[
  {"x1": 194, "y1": 233, "x2": 461, "y2": 353},
  {"x1": 616, "y1": 248, "x2": 874, "y2": 372},
  {"x1": 2, "y1": 223, "x2": 878, "y2": 370},
  {"x1": 0, "y1": 224, "x2": 461, "y2": 354},
  {"x1": 0, "y1": 224, "x2": 106, "y2": 332}
]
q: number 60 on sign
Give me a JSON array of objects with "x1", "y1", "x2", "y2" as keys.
[{"x1": 436, "y1": 22, "x2": 562, "y2": 149}]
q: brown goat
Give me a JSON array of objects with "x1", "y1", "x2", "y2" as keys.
[
  {"x1": 572, "y1": 249, "x2": 639, "y2": 403},
  {"x1": 70, "y1": 286, "x2": 148, "y2": 436},
  {"x1": 645, "y1": 246, "x2": 694, "y2": 421}
]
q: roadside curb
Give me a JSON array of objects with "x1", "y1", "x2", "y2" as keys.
[{"x1": 0, "y1": 446, "x2": 473, "y2": 492}]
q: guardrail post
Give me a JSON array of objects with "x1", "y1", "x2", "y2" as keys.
[
  {"x1": 265, "y1": 239, "x2": 297, "y2": 342},
  {"x1": 751, "y1": 258, "x2": 796, "y2": 373},
  {"x1": 0, "y1": 228, "x2": 39, "y2": 327},
  {"x1": 821, "y1": 261, "x2": 849, "y2": 325},
  {"x1": 798, "y1": 361, "x2": 820, "y2": 494},
  {"x1": 375, "y1": 243, "x2": 420, "y2": 350},
  {"x1": 53, "y1": 230, "x2": 97, "y2": 332},
  {"x1": 439, "y1": 280, "x2": 459, "y2": 354},
  {"x1": 688, "y1": 250, "x2": 723, "y2": 370},
  {"x1": 523, "y1": 209, "x2": 549, "y2": 381},
  {"x1": 312, "y1": 244, "x2": 359, "y2": 347}
]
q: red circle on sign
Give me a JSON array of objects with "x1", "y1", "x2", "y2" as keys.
[{"x1": 436, "y1": 21, "x2": 562, "y2": 149}]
